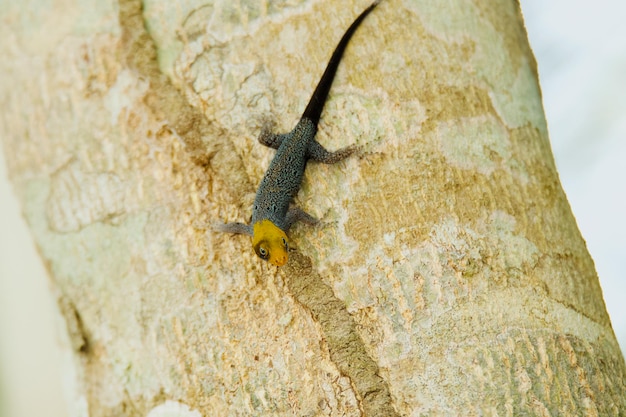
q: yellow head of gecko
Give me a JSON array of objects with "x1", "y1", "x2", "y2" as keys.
[{"x1": 252, "y1": 219, "x2": 289, "y2": 266}]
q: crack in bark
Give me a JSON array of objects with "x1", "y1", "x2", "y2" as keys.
[
  {"x1": 118, "y1": 0, "x2": 251, "y2": 202},
  {"x1": 117, "y1": 1, "x2": 398, "y2": 414},
  {"x1": 57, "y1": 293, "x2": 90, "y2": 354},
  {"x1": 283, "y1": 253, "x2": 399, "y2": 417}
]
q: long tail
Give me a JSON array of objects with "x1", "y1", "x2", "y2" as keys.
[{"x1": 300, "y1": 0, "x2": 380, "y2": 127}]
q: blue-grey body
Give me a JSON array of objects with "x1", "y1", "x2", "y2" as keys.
[
  {"x1": 215, "y1": 1, "x2": 380, "y2": 265},
  {"x1": 252, "y1": 118, "x2": 315, "y2": 231}
]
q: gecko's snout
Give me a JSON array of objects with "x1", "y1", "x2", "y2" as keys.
[{"x1": 270, "y1": 253, "x2": 288, "y2": 267}]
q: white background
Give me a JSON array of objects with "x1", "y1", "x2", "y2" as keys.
[
  {"x1": 522, "y1": 0, "x2": 626, "y2": 357},
  {"x1": 1, "y1": 1, "x2": 624, "y2": 415}
]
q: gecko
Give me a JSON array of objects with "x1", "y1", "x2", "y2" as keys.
[{"x1": 215, "y1": 1, "x2": 380, "y2": 266}]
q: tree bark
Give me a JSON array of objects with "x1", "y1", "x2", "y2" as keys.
[{"x1": 1, "y1": 0, "x2": 624, "y2": 416}]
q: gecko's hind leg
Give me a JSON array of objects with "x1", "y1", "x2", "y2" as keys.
[
  {"x1": 258, "y1": 120, "x2": 289, "y2": 149},
  {"x1": 307, "y1": 140, "x2": 360, "y2": 164}
]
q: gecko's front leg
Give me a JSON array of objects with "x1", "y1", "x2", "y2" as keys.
[
  {"x1": 213, "y1": 222, "x2": 252, "y2": 236},
  {"x1": 284, "y1": 207, "x2": 319, "y2": 232}
]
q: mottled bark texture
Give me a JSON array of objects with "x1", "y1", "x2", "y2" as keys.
[{"x1": 1, "y1": 0, "x2": 624, "y2": 416}]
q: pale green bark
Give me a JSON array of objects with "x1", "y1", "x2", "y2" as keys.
[{"x1": 1, "y1": 0, "x2": 624, "y2": 416}]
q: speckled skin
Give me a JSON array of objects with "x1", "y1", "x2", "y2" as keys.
[
  {"x1": 251, "y1": 117, "x2": 359, "y2": 231},
  {"x1": 216, "y1": 1, "x2": 380, "y2": 262},
  {"x1": 253, "y1": 118, "x2": 315, "y2": 231}
]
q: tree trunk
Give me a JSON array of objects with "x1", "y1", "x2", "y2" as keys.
[{"x1": 1, "y1": 0, "x2": 624, "y2": 415}]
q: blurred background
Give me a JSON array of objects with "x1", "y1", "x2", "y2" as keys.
[{"x1": 1, "y1": 1, "x2": 624, "y2": 416}]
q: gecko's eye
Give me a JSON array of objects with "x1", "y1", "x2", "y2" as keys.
[
  {"x1": 258, "y1": 246, "x2": 269, "y2": 259},
  {"x1": 281, "y1": 237, "x2": 288, "y2": 248}
]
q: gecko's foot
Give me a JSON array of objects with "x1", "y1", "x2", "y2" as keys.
[
  {"x1": 258, "y1": 119, "x2": 290, "y2": 150},
  {"x1": 308, "y1": 141, "x2": 361, "y2": 164}
]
